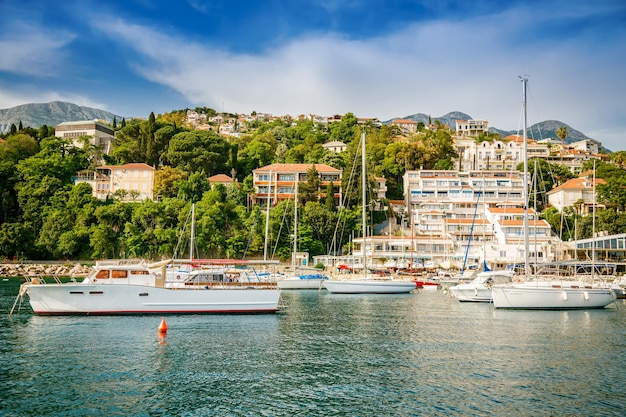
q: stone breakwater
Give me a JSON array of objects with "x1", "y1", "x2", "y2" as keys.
[{"x1": 0, "y1": 263, "x2": 91, "y2": 277}]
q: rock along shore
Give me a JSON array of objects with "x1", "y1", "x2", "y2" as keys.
[{"x1": 0, "y1": 263, "x2": 91, "y2": 278}]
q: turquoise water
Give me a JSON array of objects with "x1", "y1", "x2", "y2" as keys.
[{"x1": 1, "y1": 279, "x2": 624, "y2": 416}]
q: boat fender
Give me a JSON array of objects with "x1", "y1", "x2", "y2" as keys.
[{"x1": 31, "y1": 278, "x2": 40, "y2": 285}]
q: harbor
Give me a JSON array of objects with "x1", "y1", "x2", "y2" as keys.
[{"x1": 1, "y1": 279, "x2": 624, "y2": 416}]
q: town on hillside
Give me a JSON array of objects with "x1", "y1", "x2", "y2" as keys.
[{"x1": 1, "y1": 111, "x2": 625, "y2": 271}]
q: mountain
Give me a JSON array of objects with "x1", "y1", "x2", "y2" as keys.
[
  {"x1": 384, "y1": 112, "x2": 593, "y2": 146},
  {"x1": 0, "y1": 101, "x2": 122, "y2": 134}
]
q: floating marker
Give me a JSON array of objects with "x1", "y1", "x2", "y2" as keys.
[{"x1": 158, "y1": 317, "x2": 168, "y2": 334}]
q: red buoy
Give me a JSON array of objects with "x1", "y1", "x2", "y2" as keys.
[{"x1": 158, "y1": 317, "x2": 168, "y2": 334}]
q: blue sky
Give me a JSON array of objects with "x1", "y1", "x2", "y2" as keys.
[{"x1": 1, "y1": 0, "x2": 625, "y2": 150}]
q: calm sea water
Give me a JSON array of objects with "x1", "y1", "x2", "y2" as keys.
[{"x1": 1, "y1": 279, "x2": 624, "y2": 417}]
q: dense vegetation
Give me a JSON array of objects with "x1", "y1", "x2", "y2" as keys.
[
  {"x1": 1, "y1": 112, "x2": 625, "y2": 261},
  {"x1": 0, "y1": 112, "x2": 457, "y2": 261}
]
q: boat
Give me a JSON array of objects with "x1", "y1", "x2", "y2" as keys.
[
  {"x1": 448, "y1": 263, "x2": 515, "y2": 302},
  {"x1": 16, "y1": 259, "x2": 281, "y2": 315},
  {"x1": 323, "y1": 129, "x2": 416, "y2": 295},
  {"x1": 491, "y1": 77, "x2": 615, "y2": 309},
  {"x1": 15, "y1": 204, "x2": 282, "y2": 315}
]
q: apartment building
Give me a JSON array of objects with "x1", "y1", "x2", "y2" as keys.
[
  {"x1": 455, "y1": 135, "x2": 550, "y2": 171},
  {"x1": 252, "y1": 163, "x2": 342, "y2": 206},
  {"x1": 75, "y1": 163, "x2": 155, "y2": 201}
]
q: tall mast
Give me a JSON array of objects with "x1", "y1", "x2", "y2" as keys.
[
  {"x1": 293, "y1": 178, "x2": 299, "y2": 268},
  {"x1": 190, "y1": 203, "x2": 195, "y2": 262},
  {"x1": 520, "y1": 76, "x2": 530, "y2": 276},
  {"x1": 361, "y1": 128, "x2": 367, "y2": 273},
  {"x1": 263, "y1": 170, "x2": 272, "y2": 262}
]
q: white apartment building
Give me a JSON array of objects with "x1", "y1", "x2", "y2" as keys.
[
  {"x1": 75, "y1": 163, "x2": 155, "y2": 201},
  {"x1": 455, "y1": 135, "x2": 550, "y2": 171},
  {"x1": 55, "y1": 120, "x2": 115, "y2": 156}
]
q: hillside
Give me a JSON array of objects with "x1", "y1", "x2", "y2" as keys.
[
  {"x1": 385, "y1": 112, "x2": 592, "y2": 146},
  {"x1": 1, "y1": 102, "x2": 597, "y2": 149},
  {"x1": 0, "y1": 101, "x2": 122, "y2": 133}
]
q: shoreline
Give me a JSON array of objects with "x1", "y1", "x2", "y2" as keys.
[{"x1": 0, "y1": 262, "x2": 91, "y2": 278}]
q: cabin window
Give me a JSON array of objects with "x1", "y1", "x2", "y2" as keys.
[
  {"x1": 132, "y1": 270, "x2": 150, "y2": 275},
  {"x1": 111, "y1": 270, "x2": 128, "y2": 278},
  {"x1": 96, "y1": 270, "x2": 109, "y2": 279},
  {"x1": 89, "y1": 291, "x2": 104, "y2": 295}
]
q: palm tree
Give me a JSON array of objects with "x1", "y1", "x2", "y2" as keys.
[{"x1": 555, "y1": 126, "x2": 568, "y2": 146}]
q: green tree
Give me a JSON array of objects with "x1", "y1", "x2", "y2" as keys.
[
  {"x1": 167, "y1": 131, "x2": 229, "y2": 174},
  {"x1": 555, "y1": 126, "x2": 568, "y2": 144}
]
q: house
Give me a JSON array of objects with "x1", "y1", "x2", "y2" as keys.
[
  {"x1": 252, "y1": 163, "x2": 342, "y2": 206},
  {"x1": 209, "y1": 174, "x2": 235, "y2": 188},
  {"x1": 74, "y1": 163, "x2": 155, "y2": 201},
  {"x1": 546, "y1": 171, "x2": 606, "y2": 214},
  {"x1": 455, "y1": 119, "x2": 488, "y2": 137},
  {"x1": 391, "y1": 119, "x2": 418, "y2": 134},
  {"x1": 322, "y1": 141, "x2": 347, "y2": 153}
]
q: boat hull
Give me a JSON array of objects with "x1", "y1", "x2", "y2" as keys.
[
  {"x1": 449, "y1": 285, "x2": 492, "y2": 302},
  {"x1": 323, "y1": 280, "x2": 416, "y2": 294},
  {"x1": 492, "y1": 284, "x2": 616, "y2": 309},
  {"x1": 25, "y1": 283, "x2": 281, "y2": 314},
  {"x1": 277, "y1": 279, "x2": 325, "y2": 290}
]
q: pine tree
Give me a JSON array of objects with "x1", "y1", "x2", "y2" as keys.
[{"x1": 113, "y1": 116, "x2": 117, "y2": 129}]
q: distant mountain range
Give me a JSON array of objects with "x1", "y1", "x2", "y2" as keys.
[
  {"x1": 0, "y1": 102, "x2": 595, "y2": 148},
  {"x1": 384, "y1": 111, "x2": 592, "y2": 146},
  {"x1": 0, "y1": 102, "x2": 121, "y2": 134}
]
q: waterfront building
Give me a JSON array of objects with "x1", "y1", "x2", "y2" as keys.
[{"x1": 322, "y1": 141, "x2": 347, "y2": 153}]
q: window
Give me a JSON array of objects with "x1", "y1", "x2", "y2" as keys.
[
  {"x1": 112, "y1": 270, "x2": 128, "y2": 278},
  {"x1": 96, "y1": 270, "x2": 109, "y2": 279}
]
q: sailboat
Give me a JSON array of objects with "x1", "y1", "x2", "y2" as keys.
[
  {"x1": 491, "y1": 77, "x2": 616, "y2": 309},
  {"x1": 323, "y1": 129, "x2": 417, "y2": 294},
  {"x1": 276, "y1": 179, "x2": 329, "y2": 289},
  {"x1": 449, "y1": 177, "x2": 515, "y2": 302}
]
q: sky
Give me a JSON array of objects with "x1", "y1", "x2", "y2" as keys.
[{"x1": 0, "y1": 0, "x2": 625, "y2": 150}]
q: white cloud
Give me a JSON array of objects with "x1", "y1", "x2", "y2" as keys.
[
  {"x1": 90, "y1": 6, "x2": 625, "y2": 150},
  {"x1": 0, "y1": 22, "x2": 76, "y2": 77}
]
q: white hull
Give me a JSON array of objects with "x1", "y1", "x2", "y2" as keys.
[
  {"x1": 25, "y1": 283, "x2": 280, "y2": 314},
  {"x1": 449, "y1": 286, "x2": 492, "y2": 302},
  {"x1": 323, "y1": 280, "x2": 416, "y2": 294},
  {"x1": 449, "y1": 270, "x2": 515, "y2": 303},
  {"x1": 491, "y1": 281, "x2": 616, "y2": 309},
  {"x1": 277, "y1": 279, "x2": 325, "y2": 290}
]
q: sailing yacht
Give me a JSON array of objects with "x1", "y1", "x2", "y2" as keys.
[
  {"x1": 491, "y1": 77, "x2": 616, "y2": 309},
  {"x1": 323, "y1": 129, "x2": 417, "y2": 294}
]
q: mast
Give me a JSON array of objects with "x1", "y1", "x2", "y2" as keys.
[
  {"x1": 592, "y1": 159, "x2": 596, "y2": 278},
  {"x1": 361, "y1": 128, "x2": 367, "y2": 273},
  {"x1": 190, "y1": 203, "x2": 195, "y2": 262},
  {"x1": 263, "y1": 170, "x2": 272, "y2": 262},
  {"x1": 520, "y1": 76, "x2": 530, "y2": 276},
  {"x1": 293, "y1": 178, "x2": 299, "y2": 268}
]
